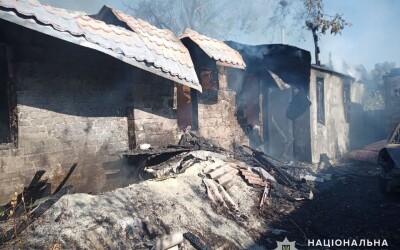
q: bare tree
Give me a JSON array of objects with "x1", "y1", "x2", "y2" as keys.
[
  {"x1": 123, "y1": 0, "x2": 300, "y2": 40},
  {"x1": 124, "y1": 0, "x2": 350, "y2": 49},
  {"x1": 304, "y1": 0, "x2": 351, "y2": 65}
]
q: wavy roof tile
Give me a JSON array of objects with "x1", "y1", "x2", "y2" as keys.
[
  {"x1": 0, "y1": 0, "x2": 201, "y2": 91},
  {"x1": 180, "y1": 29, "x2": 246, "y2": 69},
  {"x1": 93, "y1": 6, "x2": 198, "y2": 84}
]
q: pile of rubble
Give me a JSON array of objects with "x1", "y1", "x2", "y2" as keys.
[{"x1": 0, "y1": 131, "x2": 327, "y2": 249}]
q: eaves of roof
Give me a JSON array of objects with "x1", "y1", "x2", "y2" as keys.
[
  {"x1": 180, "y1": 28, "x2": 246, "y2": 70},
  {"x1": 0, "y1": 0, "x2": 202, "y2": 91}
]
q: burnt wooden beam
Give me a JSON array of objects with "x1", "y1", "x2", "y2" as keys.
[
  {"x1": 0, "y1": 186, "x2": 72, "y2": 245},
  {"x1": 0, "y1": 170, "x2": 47, "y2": 221},
  {"x1": 53, "y1": 163, "x2": 77, "y2": 195}
]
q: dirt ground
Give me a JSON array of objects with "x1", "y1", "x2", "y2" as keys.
[{"x1": 259, "y1": 160, "x2": 400, "y2": 249}]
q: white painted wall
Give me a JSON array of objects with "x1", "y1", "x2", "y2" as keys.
[{"x1": 309, "y1": 69, "x2": 351, "y2": 163}]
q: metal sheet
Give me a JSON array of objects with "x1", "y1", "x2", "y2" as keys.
[
  {"x1": 180, "y1": 28, "x2": 246, "y2": 69},
  {"x1": 268, "y1": 70, "x2": 290, "y2": 90},
  {"x1": 0, "y1": 0, "x2": 201, "y2": 91}
]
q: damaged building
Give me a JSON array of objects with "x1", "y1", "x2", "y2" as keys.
[
  {"x1": 179, "y1": 29, "x2": 249, "y2": 149},
  {"x1": 0, "y1": 0, "x2": 366, "y2": 205},
  {"x1": 0, "y1": 0, "x2": 202, "y2": 203},
  {"x1": 227, "y1": 42, "x2": 363, "y2": 163},
  {"x1": 310, "y1": 65, "x2": 362, "y2": 163}
]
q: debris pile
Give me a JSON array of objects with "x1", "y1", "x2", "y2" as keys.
[
  {"x1": 0, "y1": 132, "x2": 324, "y2": 249},
  {"x1": 0, "y1": 164, "x2": 77, "y2": 245}
]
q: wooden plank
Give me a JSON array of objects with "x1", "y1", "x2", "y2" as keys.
[
  {"x1": 53, "y1": 163, "x2": 77, "y2": 194},
  {"x1": 0, "y1": 186, "x2": 72, "y2": 245}
]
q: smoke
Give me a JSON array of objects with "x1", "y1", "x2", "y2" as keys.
[
  {"x1": 227, "y1": 42, "x2": 269, "y2": 60},
  {"x1": 37, "y1": 0, "x2": 400, "y2": 73}
]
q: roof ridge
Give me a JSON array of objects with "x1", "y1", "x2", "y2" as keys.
[{"x1": 0, "y1": 0, "x2": 201, "y2": 90}]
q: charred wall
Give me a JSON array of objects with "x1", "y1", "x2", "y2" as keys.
[
  {"x1": 0, "y1": 20, "x2": 178, "y2": 204},
  {"x1": 181, "y1": 40, "x2": 249, "y2": 149},
  {"x1": 132, "y1": 71, "x2": 179, "y2": 147},
  {"x1": 197, "y1": 66, "x2": 249, "y2": 149},
  {"x1": 227, "y1": 42, "x2": 312, "y2": 161}
]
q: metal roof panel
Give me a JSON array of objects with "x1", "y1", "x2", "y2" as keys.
[
  {"x1": 0, "y1": 0, "x2": 201, "y2": 91},
  {"x1": 180, "y1": 29, "x2": 246, "y2": 69}
]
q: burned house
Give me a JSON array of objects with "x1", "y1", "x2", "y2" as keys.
[
  {"x1": 179, "y1": 29, "x2": 249, "y2": 149},
  {"x1": 0, "y1": 0, "x2": 201, "y2": 203},
  {"x1": 227, "y1": 42, "x2": 312, "y2": 161},
  {"x1": 228, "y1": 42, "x2": 361, "y2": 163}
]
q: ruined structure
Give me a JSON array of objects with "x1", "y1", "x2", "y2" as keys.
[
  {"x1": 227, "y1": 42, "x2": 312, "y2": 162},
  {"x1": 310, "y1": 65, "x2": 358, "y2": 162},
  {"x1": 0, "y1": 0, "x2": 201, "y2": 203},
  {"x1": 227, "y1": 42, "x2": 361, "y2": 163},
  {"x1": 0, "y1": 0, "x2": 366, "y2": 205},
  {"x1": 384, "y1": 68, "x2": 400, "y2": 136},
  {"x1": 180, "y1": 29, "x2": 249, "y2": 149}
]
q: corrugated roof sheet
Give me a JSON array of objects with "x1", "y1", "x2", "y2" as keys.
[
  {"x1": 180, "y1": 29, "x2": 246, "y2": 69},
  {"x1": 0, "y1": 0, "x2": 201, "y2": 91}
]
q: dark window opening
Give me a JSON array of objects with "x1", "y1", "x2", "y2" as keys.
[
  {"x1": 343, "y1": 81, "x2": 350, "y2": 123},
  {"x1": 190, "y1": 88, "x2": 199, "y2": 130},
  {"x1": 177, "y1": 84, "x2": 198, "y2": 130},
  {"x1": 127, "y1": 107, "x2": 136, "y2": 150},
  {"x1": 200, "y1": 69, "x2": 212, "y2": 90},
  {"x1": 316, "y1": 77, "x2": 325, "y2": 125},
  {"x1": 246, "y1": 74, "x2": 261, "y2": 125},
  {"x1": 0, "y1": 46, "x2": 11, "y2": 144}
]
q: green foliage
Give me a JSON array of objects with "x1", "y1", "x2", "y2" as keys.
[
  {"x1": 370, "y1": 62, "x2": 396, "y2": 85},
  {"x1": 364, "y1": 89, "x2": 385, "y2": 111},
  {"x1": 353, "y1": 61, "x2": 396, "y2": 111},
  {"x1": 124, "y1": 0, "x2": 268, "y2": 39},
  {"x1": 304, "y1": 0, "x2": 351, "y2": 35},
  {"x1": 123, "y1": 0, "x2": 348, "y2": 41}
]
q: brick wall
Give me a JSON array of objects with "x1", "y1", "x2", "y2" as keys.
[
  {"x1": 0, "y1": 41, "x2": 134, "y2": 203},
  {"x1": 132, "y1": 72, "x2": 179, "y2": 146},
  {"x1": 197, "y1": 66, "x2": 249, "y2": 149},
  {"x1": 0, "y1": 22, "x2": 180, "y2": 204}
]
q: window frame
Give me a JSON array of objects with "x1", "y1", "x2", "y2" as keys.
[
  {"x1": 316, "y1": 77, "x2": 325, "y2": 125},
  {"x1": 0, "y1": 44, "x2": 18, "y2": 150}
]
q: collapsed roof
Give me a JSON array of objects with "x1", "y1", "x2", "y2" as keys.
[
  {"x1": 0, "y1": 0, "x2": 202, "y2": 91},
  {"x1": 180, "y1": 29, "x2": 246, "y2": 69}
]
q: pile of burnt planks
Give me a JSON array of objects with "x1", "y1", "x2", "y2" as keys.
[{"x1": 0, "y1": 163, "x2": 77, "y2": 245}]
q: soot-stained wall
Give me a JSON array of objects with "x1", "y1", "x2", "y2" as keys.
[
  {"x1": 309, "y1": 67, "x2": 355, "y2": 162},
  {"x1": 227, "y1": 42, "x2": 312, "y2": 162},
  {"x1": 0, "y1": 20, "x2": 178, "y2": 204},
  {"x1": 181, "y1": 40, "x2": 249, "y2": 149}
]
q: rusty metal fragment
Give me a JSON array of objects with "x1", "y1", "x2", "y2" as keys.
[
  {"x1": 347, "y1": 140, "x2": 387, "y2": 163},
  {"x1": 239, "y1": 168, "x2": 268, "y2": 187}
]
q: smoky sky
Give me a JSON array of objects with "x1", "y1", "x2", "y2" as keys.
[{"x1": 39, "y1": 0, "x2": 400, "y2": 72}]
